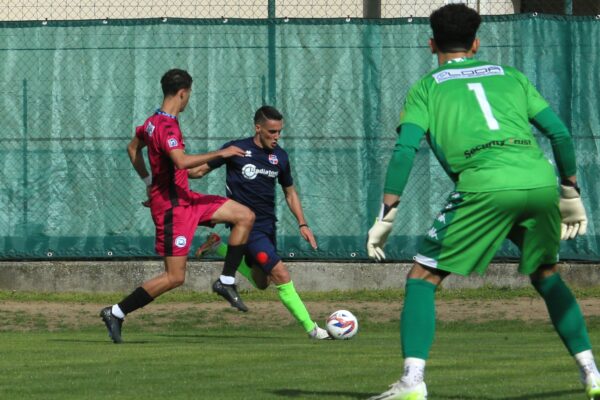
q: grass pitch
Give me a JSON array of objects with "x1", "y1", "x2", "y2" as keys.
[{"x1": 0, "y1": 289, "x2": 598, "y2": 399}]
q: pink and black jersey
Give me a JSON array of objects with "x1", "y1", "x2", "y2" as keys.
[{"x1": 135, "y1": 110, "x2": 192, "y2": 212}]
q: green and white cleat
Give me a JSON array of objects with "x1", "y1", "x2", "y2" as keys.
[
  {"x1": 585, "y1": 374, "x2": 600, "y2": 399},
  {"x1": 367, "y1": 381, "x2": 427, "y2": 400}
]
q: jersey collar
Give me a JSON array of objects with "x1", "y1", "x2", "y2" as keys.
[
  {"x1": 155, "y1": 109, "x2": 178, "y2": 120},
  {"x1": 444, "y1": 57, "x2": 473, "y2": 65}
]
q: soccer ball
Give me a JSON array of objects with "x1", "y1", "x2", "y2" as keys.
[{"x1": 326, "y1": 310, "x2": 358, "y2": 340}]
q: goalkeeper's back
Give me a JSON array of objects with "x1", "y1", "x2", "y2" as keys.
[{"x1": 400, "y1": 57, "x2": 557, "y2": 193}]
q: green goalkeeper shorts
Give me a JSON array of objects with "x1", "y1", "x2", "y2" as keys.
[{"x1": 414, "y1": 186, "x2": 560, "y2": 276}]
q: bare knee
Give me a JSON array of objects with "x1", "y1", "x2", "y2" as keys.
[
  {"x1": 233, "y1": 207, "x2": 254, "y2": 228},
  {"x1": 251, "y1": 266, "x2": 270, "y2": 290},
  {"x1": 530, "y1": 264, "x2": 558, "y2": 283},
  {"x1": 407, "y1": 262, "x2": 447, "y2": 286},
  {"x1": 255, "y1": 280, "x2": 269, "y2": 290},
  {"x1": 269, "y1": 262, "x2": 290, "y2": 286},
  {"x1": 168, "y1": 274, "x2": 186, "y2": 289}
]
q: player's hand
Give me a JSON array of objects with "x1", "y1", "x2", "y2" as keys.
[
  {"x1": 366, "y1": 203, "x2": 398, "y2": 261},
  {"x1": 142, "y1": 186, "x2": 151, "y2": 208},
  {"x1": 300, "y1": 225, "x2": 318, "y2": 249},
  {"x1": 559, "y1": 184, "x2": 587, "y2": 240},
  {"x1": 220, "y1": 145, "x2": 245, "y2": 158}
]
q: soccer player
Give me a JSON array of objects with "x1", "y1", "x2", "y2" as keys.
[
  {"x1": 189, "y1": 105, "x2": 331, "y2": 340},
  {"x1": 100, "y1": 69, "x2": 256, "y2": 343},
  {"x1": 366, "y1": 4, "x2": 597, "y2": 400}
]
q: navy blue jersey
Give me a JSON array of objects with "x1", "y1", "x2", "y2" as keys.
[{"x1": 208, "y1": 137, "x2": 293, "y2": 230}]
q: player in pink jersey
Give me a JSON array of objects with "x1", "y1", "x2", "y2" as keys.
[{"x1": 100, "y1": 69, "x2": 255, "y2": 343}]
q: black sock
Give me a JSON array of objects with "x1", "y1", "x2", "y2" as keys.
[
  {"x1": 222, "y1": 244, "x2": 245, "y2": 277},
  {"x1": 118, "y1": 287, "x2": 154, "y2": 316}
]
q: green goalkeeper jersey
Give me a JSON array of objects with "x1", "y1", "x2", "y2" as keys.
[{"x1": 399, "y1": 57, "x2": 558, "y2": 192}]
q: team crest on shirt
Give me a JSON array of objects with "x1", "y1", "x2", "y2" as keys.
[
  {"x1": 268, "y1": 154, "x2": 278, "y2": 165},
  {"x1": 174, "y1": 236, "x2": 187, "y2": 248},
  {"x1": 168, "y1": 138, "x2": 179, "y2": 148},
  {"x1": 146, "y1": 122, "x2": 155, "y2": 137}
]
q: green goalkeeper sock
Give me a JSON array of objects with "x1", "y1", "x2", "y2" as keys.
[
  {"x1": 401, "y1": 278, "x2": 437, "y2": 360},
  {"x1": 533, "y1": 273, "x2": 591, "y2": 355},
  {"x1": 277, "y1": 281, "x2": 316, "y2": 333},
  {"x1": 214, "y1": 243, "x2": 257, "y2": 288}
]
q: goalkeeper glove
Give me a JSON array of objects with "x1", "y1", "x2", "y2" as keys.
[
  {"x1": 366, "y1": 202, "x2": 399, "y2": 261},
  {"x1": 559, "y1": 183, "x2": 587, "y2": 240}
]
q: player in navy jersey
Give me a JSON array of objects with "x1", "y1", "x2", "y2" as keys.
[
  {"x1": 99, "y1": 69, "x2": 256, "y2": 343},
  {"x1": 190, "y1": 106, "x2": 331, "y2": 339}
]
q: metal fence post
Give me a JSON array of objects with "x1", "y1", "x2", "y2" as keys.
[{"x1": 268, "y1": 0, "x2": 277, "y2": 106}]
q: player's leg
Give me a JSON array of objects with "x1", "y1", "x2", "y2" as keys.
[
  {"x1": 268, "y1": 261, "x2": 329, "y2": 339},
  {"x1": 368, "y1": 263, "x2": 444, "y2": 400},
  {"x1": 199, "y1": 197, "x2": 254, "y2": 311},
  {"x1": 390, "y1": 263, "x2": 446, "y2": 399},
  {"x1": 244, "y1": 231, "x2": 328, "y2": 338},
  {"x1": 210, "y1": 199, "x2": 254, "y2": 283},
  {"x1": 530, "y1": 265, "x2": 600, "y2": 398},
  {"x1": 514, "y1": 187, "x2": 599, "y2": 398},
  {"x1": 196, "y1": 233, "x2": 258, "y2": 288},
  {"x1": 101, "y1": 207, "x2": 192, "y2": 343},
  {"x1": 515, "y1": 187, "x2": 599, "y2": 398},
  {"x1": 370, "y1": 191, "x2": 520, "y2": 400}
]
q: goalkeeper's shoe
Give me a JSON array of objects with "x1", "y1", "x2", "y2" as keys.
[
  {"x1": 584, "y1": 373, "x2": 600, "y2": 399},
  {"x1": 308, "y1": 324, "x2": 332, "y2": 340},
  {"x1": 195, "y1": 233, "x2": 222, "y2": 258},
  {"x1": 100, "y1": 307, "x2": 123, "y2": 344},
  {"x1": 367, "y1": 381, "x2": 427, "y2": 400}
]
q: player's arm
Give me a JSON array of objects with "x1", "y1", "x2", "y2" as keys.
[
  {"x1": 188, "y1": 164, "x2": 213, "y2": 179},
  {"x1": 168, "y1": 145, "x2": 244, "y2": 170},
  {"x1": 367, "y1": 123, "x2": 425, "y2": 261},
  {"x1": 532, "y1": 107, "x2": 577, "y2": 182},
  {"x1": 282, "y1": 185, "x2": 317, "y2": 250},
  {"x1": 531, "y1": 107, "x2": 586, "y2": 239},
  {"x1": 127, "y1": 134, "x2": 152, "y2": 206}
]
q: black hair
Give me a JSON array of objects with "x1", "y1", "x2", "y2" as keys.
[
  {"x1": 254, "y1": 105, "x2": 283, "y2": 124},
  {"x1": 430, "y1": 4, "x2": 481, "y2": 53},
  {"x1": 160, "y1": 69, "x2": 193, "y2": 96}
]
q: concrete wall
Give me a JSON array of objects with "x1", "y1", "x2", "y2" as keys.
[{"x1": 0, "y1": 261, "x2": 598, "y2": 293}]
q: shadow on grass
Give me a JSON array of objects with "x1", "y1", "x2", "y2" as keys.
[
  {"x1": 156, "y1": 333, "x2": 277, "y2": 340},
  {"x1": 271, "y1": 389, "x2": 367, "y2": 399},
  {"x1": 49, "y1": 339, "x2": 150, "y2": 344},
  {"x1": 437, "y1": 388, "x2": 580, "y2": 400}
]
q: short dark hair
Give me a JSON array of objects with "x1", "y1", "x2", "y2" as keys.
[
  {"x1": 430, "y1": 4, "x2": 481, "y2": 53},
  {"x1": 160, "y1": 69, "x2": 193, "y2": 96},
  {"x1": 254, "y1": 105, "x2": 283, "y2": 124}
]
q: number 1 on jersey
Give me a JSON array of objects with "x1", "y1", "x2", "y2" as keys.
[{"x1": 467, "y1": 82, "x2": 500, "y2": 130}]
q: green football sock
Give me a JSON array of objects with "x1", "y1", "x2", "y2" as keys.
[
  {"x1": 401, "y1": 278, "x2": 437, "y2": 360},
  {"x1": 533, "y1": 273, "x2": 591, "y2": 355},
  {"x1": 276, "y1": 281, "x2": 316, "y2": 333},
  {"x1": 215, "y1": 243, "x2": 257, "y2": 288}
]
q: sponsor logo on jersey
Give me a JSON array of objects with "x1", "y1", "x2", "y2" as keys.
[
  {"x1": 464, "y1": 138, "x2": 531, "y2": 158},
  {"x1": 241, "y1": 163, "x2": 279, "y2": 180},
  {"x1": 146, "y1": 122, "x2": 155, "y2": 137},
  {"x1": 268, "y1": 154, "x2": 279, "y2": 165},
  {"x1": 245, "y1": 150, "x2": 252, "y2": 157},
  {"x1": 168, "y1": 138, "x2": 179, "y2": 148},
  {"x1": 174, "y1": 236, "x2": 187, "y2": 248},
  {"x1": 433, "y1": 65, "x2": 504, "y2": 83}
]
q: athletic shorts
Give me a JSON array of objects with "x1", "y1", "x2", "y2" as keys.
[
  {"x1": 414, "y1": 186, "x2": 560, "y2": 276},
  {"x1": 151, "y1": 193, "x2": 228, "y2": 256},
  {"x1": 244, "y1": 229, "x2": 281, "y2": 273}
]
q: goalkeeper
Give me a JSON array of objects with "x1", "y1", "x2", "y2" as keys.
[
  {"x1": 366, "y1": 4, "x2": 596, "y2": 400},
  {"x1": 190, "y1": 105, "x2": 331, "y2": 340}
]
